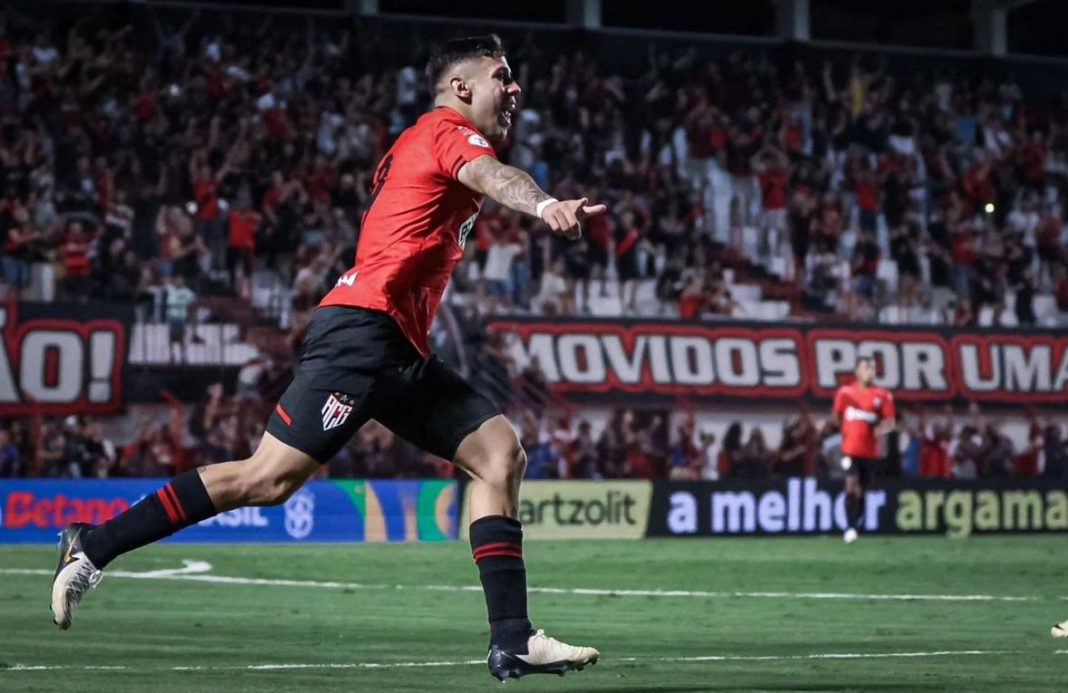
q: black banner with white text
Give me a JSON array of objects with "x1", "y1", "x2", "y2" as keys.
[
  {"x1": 0, "y1": 302, "x2": 131, "y2": 415},
  {"x1": 648, "y1": 478, "x2": 1068, "y2": 537}
]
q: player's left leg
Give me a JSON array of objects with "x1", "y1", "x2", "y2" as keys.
[
  {"x1": 843, "y1": 458, "x2": 872, "y2": 543},
  {"x1": 843, "y1": 472, "x2": 862, "y2": 543},
  {"x1": 370, "y1": 356, "x2": 598, "y2": 680},
  {"x1": 454, "y1": 416, "x2": 599, "y2": 680}
]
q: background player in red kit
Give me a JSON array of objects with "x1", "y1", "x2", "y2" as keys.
[
  {"x1": 51, "y1": 34, "x2": 603, "y2": 682},
  {"x1": 832, "y1": 356, "x2": 895, "y2": 544}
]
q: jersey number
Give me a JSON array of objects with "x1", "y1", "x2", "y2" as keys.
[{"x1": 362, "y1": 153, "x2": 394, "y2": 225}]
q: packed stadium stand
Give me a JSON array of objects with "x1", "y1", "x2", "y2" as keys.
[{"x1": 0, "y1": 1, "x2": 1066, "y2": 482}]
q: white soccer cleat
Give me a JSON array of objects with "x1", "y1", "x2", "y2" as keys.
[
  {"x1": 51, "y1": 523, "x2": 103, "y2": 630},
  {"x1": 487, "y1": 629, "x2": 600, "y2": 680},
  {"x1": 1052, "y1": 620, "x2": 1068, "y2": 638},
  {"x1": 843, "y1": 528, "x2": 858, "y2": 544}
]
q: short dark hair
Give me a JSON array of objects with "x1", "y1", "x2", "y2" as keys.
[
  {"x1": 425, "y1": 34, "x2": 504, "y2": 93},
  {"x1": 855, "y1": 356, "x2": 873, "y2": 368}
]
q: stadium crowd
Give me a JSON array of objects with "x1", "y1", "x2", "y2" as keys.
[
  {"x1": 0, "y1": 4, "x2": 1067, "y2": 479},
  {"x1": 3, "y1": 397, "x2": 1066, "y2": 481},
  {"x1": 2, "y1": 5, "x2": 1068, "y2": 323}
]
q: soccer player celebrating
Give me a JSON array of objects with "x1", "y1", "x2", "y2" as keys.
[
  {"x1": 51, "y1": 34, "x2": 602, "y2": 681},
  {"x1": 831, "y1": 356, "x2": 895, "y2": 544}
]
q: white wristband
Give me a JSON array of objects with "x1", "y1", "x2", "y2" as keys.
[{"x1": 535, "y1": 198, "x2": 558, "y2": 219}]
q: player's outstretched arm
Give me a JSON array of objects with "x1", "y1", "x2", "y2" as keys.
[{"x1": 458, "y1": 155, "x2": 606, "y2": 239}]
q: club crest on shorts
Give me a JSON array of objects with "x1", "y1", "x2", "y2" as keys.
[{"x1": 321, "y1": 392, "x2": 354, "y2": 431}]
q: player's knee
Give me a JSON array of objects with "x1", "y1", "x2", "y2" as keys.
[
  {"x1": 241, "y1": 462, "x2": 303, "y2": 506},
  {"x1": 257, "y1": 476, "x2": 301, "y2": 506},
  {"x1": 516, "y1": 444, "x2": 529, "y2": 477},
  {"x1": 478, "y1": 436, "x2": 526, "y2": 491},
  {"x1": 509, "y1": 443, "x2": 528, "y2": 480}
]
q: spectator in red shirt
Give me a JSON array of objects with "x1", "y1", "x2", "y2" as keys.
[
  {"x1": 227, "y1": 194, "x2": 260, "y2": 300},
  {"x1": 189, "y1": 146, "x2": 232, "y2": 272},
  {"x1": 613, "y1": 209, "x2": 644, "y2": 311},
  {"x1": 60, "y1": 221, "x2": 94, "y2": 300},
  {"x1": 678, "y1": 272, "x2": 710, "y2": 319},
  {"x1": 961, "y1": 157, "x2": 995, "y2": 214},
  {"x1": 305, "y1": 155, "x2": 338, "y2": 206},
  {"x1": 260, "y1": 171, "x2": 305, "y2": 271},
  {"x1": 953, "y1": 296, "x2": 976, "y2": 326},
  {"x1": 752, "y1": 143, "x2": 789, "y2": 265},
  {"x1": 919, "y1": 430, "x2": 952, "y2": 478},
  {"x1": 1014, "y1": 420, "x2": 1044, "y2": 477},
  {"x1": 684, "y1": 89, "x2": 716, "y2": 160},
  {"x1": 853, "y1": 159, "x2": 881, "y2": 234}
]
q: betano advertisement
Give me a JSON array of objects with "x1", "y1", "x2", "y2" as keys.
[
  {"x1": 648, "y1": 478, "x2": 1068, "y2": 538},
  {"x1": 0, "y1": 479, "x2": 458, "y2": 544},
  {"x1": 460, "y1": 481, "x2": 652, "y2": 540},
  {"x1": 487, "y1": 318, "x2": 1068, "y2": 406}
]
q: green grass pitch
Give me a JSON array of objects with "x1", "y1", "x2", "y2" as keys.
[{"x1": 1, "y1": 536, "x2": 1065, "y2": 691}]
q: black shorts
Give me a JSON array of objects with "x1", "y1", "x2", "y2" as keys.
[
  {"x1": 844, "y1": 456, "x2": 878, "y2": 487},
  {"x1": 265, "y1": 306, "x2": 499, "y2": 464}
]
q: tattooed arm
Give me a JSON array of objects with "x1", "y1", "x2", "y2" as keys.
[
  {"x1": 457, "y1": 155, "x2": 606, "y2": 239},
  {"x1": 457, "y1": 155, "x2": 549, "y2": 216}
]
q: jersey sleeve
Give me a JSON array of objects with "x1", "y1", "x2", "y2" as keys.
[
  {"x1": 832, "y1": 388, "x2": 846, "y2": 417},
  {"x1": 882, "y1": 391, "x2": 896, "y2": 420},
  {"x1": 434, "y1": 119, "x2": 497, "y2": 180}
]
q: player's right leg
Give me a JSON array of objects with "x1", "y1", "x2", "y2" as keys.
[
  {"x1": 51, "y1": 433, "x2": 320, "y2": 629},
  {"x1": 52, "y1": 306, "x2": 375, "y2": 630}
]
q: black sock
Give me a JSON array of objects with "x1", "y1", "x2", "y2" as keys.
[
  {"x1": 81, "y1": 469, "x2": 217, "y2": 568},
  {"x1": 470, "y1": 515, "x2": 533, "y2": 650},
  {"x1": 846, "y1": 491, "x2": 865, "y2": 530}
]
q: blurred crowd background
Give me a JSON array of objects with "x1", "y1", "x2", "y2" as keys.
[{"x1": 1, "y1": 1, "x2": 1066, "y2": 480}]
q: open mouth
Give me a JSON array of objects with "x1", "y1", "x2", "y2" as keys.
[{"x1": 500, "y1": 101, "x2": 517, "y2": 128}]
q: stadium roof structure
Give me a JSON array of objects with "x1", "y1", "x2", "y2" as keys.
[
  {"x1": 970, "y1": 0, "x2": 1042, "y2": 55},
  {"x1": 62, "y1": 0, "x2": 1068, "y2": 58}
]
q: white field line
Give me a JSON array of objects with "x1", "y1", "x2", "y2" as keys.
[
  {"x1": 123, "y1": 559, "x2": 213, "y2": 578},
  {"x1": 1, "y1": 564, "x2": 1060, "y2": 603},
  {"x1": 3, "y1": 649, "x2": 1047, "y2": 673}
]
